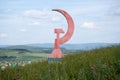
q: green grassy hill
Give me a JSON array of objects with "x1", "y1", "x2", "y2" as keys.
[
  {"x1": 0, "y1": 48, "x2": 49, "y2": 62},
  {"x1": 0, "y1": 45, "x2": 120, "y2": 80}
]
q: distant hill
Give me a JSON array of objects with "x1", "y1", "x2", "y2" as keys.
[
  {"x1": 0, "y1": 43, "x2": 119, "y2": 54},
  {"x1": 0, "y1": 45, "x2": 68, "y2": 54},
  {"x1": 1, "y1": 45, "x2": 53, "y2": 53},
  {"x1": 61, "y1": 43, "x2": 119, "y2": 50},
  {"x1": 25, "y1": 43, "x2": 119, "y2": 50}
]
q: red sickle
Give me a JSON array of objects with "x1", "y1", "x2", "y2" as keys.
[
  {"x1": 49, "y1": 9, "x2": 74, "y2": 58},
  {"x1": 52, "y1": 9, "x2": 74, "y2": 44}
]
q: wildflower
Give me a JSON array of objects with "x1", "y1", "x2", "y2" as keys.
[
  {"x1": 13, "y1": 74, "x2": 20, "y2": 80},
  {"x1": 50, "y1": 67, "x2": 55, "y2": 71},
  {"x1": 101, "y1": 63, "x2": 107, "y2": 69},
  {"x1": 48, "y1": 73, "x2": 51, "y2": 78},
  {"x1": 93, "y1": 64, "x2": 96, "y2": 68},
  {"x1": 61, "y1": 66, "x2": 65, "y2": 71},
  {"x1": 77, "y1": 72, "x2": 81, "y2": 77},
  {"x1": 91, "y1": 64, "x2": 97, "y2": 70},
  {"x1": 104, "y1": 74, "x2": 108, "y2": 78},
  {"x1": 93, "y1": 71, "x2": 97, "y2": 77}
]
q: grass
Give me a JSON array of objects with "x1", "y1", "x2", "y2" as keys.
[{"x1": 0, "y1": 45, "x2": 120, "y2": 80}]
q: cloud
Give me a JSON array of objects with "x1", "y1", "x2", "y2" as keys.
[
  {"x1": 22, "y1": 9, "x2": 58, "y2": 26},
  {"x1": 19, "y1": 29, "x2": 27, "y2": 32},
  {"x1": 51, "y1": 17, "x2": 61, "y2": 22},
  {"x1": 108, "y1": 6, "x2": 120, "y2": 16},
  {"x1": 28, "y1": 22, "x2": 41, "y2": 26},
  {"x1": 0, "y1": 33, "x2": 8, "y2": 38},
  {"x1": 81, "y1": 22, "x2": 95, "y2": 29},
  {"x1": 113, "y1": 7, "x2": 120, "y2": 16},
  {"x1": 23, "y1": 9, "x2": 51, "y2": 19}
]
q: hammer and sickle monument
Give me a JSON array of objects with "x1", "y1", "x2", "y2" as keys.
[{"x1": 49, "y1": 9, "x2": 74, "y2": 61}]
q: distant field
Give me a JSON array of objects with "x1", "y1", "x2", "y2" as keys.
[
  {"x1": 0, "y1": 49, "x2": 49, "y2": 61},
  {"x1": 22, "y1": 52, "x2": 49, "y2": 57}
]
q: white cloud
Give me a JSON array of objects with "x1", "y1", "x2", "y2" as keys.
[
  {"x1": 0, "y1": 33, "x2": 8, "y2": 38},
  {"x1": 51, "y1": 17, "x2": 61, "y2": 22},
  {"x1": 23, "y1": 9, "x2": 51, "y2": 19},
  {"x1": 81, "y1": 22, "x2": 95, "y2": 29},
  {"x1": 28, "y1": 22, "x2": 41, "y2": 26},
  {"x1": 22, "y1": 9, "x2": 55, "y2": 26},
  {"x1": 22, "y1": 9, "x2": 65, "y2": 27},
  {"x1": 19, "y1": 29, "x2": 27, "y2": 32}
]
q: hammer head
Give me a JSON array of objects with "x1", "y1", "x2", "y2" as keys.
[{"x1": 54, "y1": 28, "x2": 64, "y2": 34}]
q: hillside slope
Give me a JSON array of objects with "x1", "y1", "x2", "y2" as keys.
[
  {"x1": 0, "y1": 45, "x2": 69, "y2": 54},
  {"x1": 0, "y1": 45, "x2": 120, "y2": 80}
]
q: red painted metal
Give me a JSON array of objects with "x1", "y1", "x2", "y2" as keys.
[{"x1": 49, "y1": 9, "x2": 74, "y2": 58}]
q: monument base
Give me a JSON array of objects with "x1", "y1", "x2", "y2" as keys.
[
  {"x1": 48, "y1": 58, "x2": 62, "y2": 61},
  {"x1": 49, "y1": 48, "x2": 64, "y2": 58}
]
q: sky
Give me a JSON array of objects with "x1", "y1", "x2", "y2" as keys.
[{"x1": 0, "y1": 0, "x2": 120, "y2": 45}]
